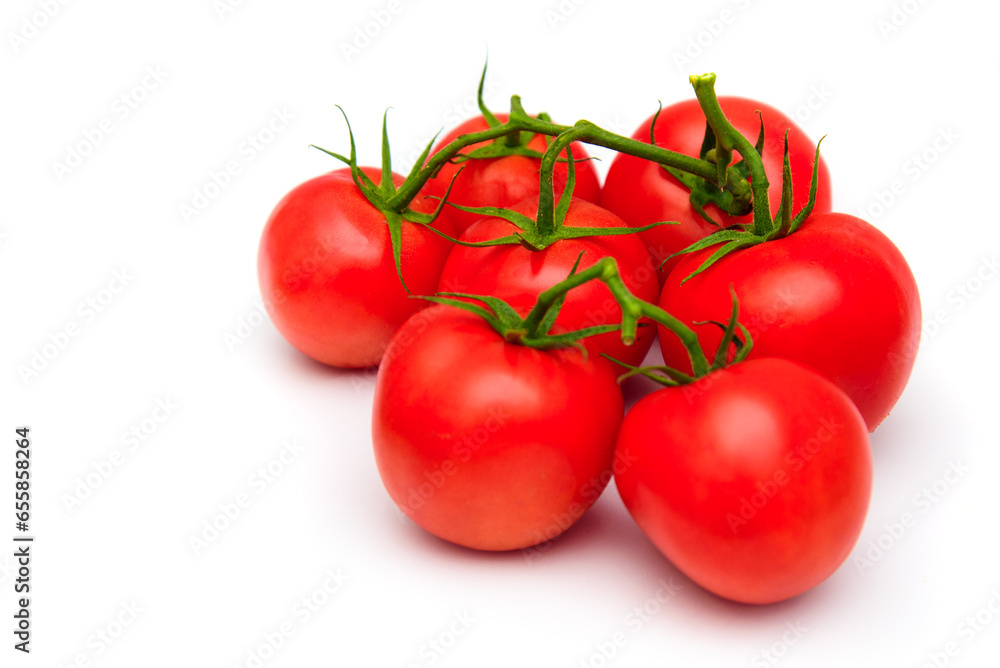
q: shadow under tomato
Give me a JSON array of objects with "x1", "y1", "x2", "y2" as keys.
[
  {"x1": 868, "y1": 359, "x2": 963, "y2": 470},
  {"x1": 386, "y1": 484, "x2": 646, "y2": 565},
  {"x1": 377, "y1": 475, "x2": 850, "y2": 624},
  {"x1": 275, "y1": 339, "x2": 381, "y2": 385}
]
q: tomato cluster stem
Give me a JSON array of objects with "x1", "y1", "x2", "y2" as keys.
[
  {"x1": 519, "y1": 257, "x2": 713, "y2": 378},
  {"x1": 383, "y1": 94, "x2": 750, "y2": 217},
  {"x1": 688, "y1": 73, "x2": 773, "y2": 236}
]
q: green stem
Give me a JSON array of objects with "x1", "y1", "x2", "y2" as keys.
[
  {"x1": 521, "y1": 257, "x2": 711, "y2": 377},
  {"x1": 384, "y1": 94, "x2": 748, "y2": 215},
  {"x1": 535, "y1": 127, "x2": 585, "y2": 237},
  {"x1": 568, "y1": 120, "x2": 721, "y2": 183},
  {"x1": 689, "y1": 74, "x2": 773, "y2": 236},
  {"x1": 386, "y1": 120, "x2": 541, "y2": 209},
  {"x1": 512, "y1": 116, "x2": 746, "y2": 239}
]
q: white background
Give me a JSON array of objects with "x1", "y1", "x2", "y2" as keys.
[{"x1": 3, "y1": 0, "x2": 1000, "y2": 666}]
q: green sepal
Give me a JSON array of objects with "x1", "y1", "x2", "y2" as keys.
[
  {"x1": 308, "y1": 144, "x2": 351, "y2": 167},
  {"x1": 702, "y1": 285, "x2": 754, "y2": 368},
  {"x1": 400, "y1": 164, "x2": 462, "y2": 229},
  {"x1": 680, "y1": 237, "x2": 765, "y2": 283},
  {"x1": 416, "y1": 295, "x2": 505, "y2": 332},
  {"x1": 462, "y1": 58, "x2": 554, "y2": 156},
  {"x1": 604, "y1": 283, "x2": 752, "y2": 385},
  {"x1": 417, "y1": 260, "x2": 623, "y2": 353},
  {"x1": 693, "y1": 319, "x2": 751, "y2": 364},
  {"x1": 601, "y1": 355, "x2": 696, "y2": 387},
  {"x1": 535, "y1": 251, "x2": 585, "y2": 337},
  {"x1": 431, "y1": 232, "x2": 525, "y2": 248},
  {"x1": 379, "y1": 109, "x2": 396, "y2": 199},
  {"x1": 404, "y1": 130, "x2": 441, "y2": 184},
  {"x1": 733, "y1": 323, "x2": 753, "y2": 362},
  {"x1": 652, "y1": 102, "x2": 763, "y2": 224},
  {"x1": 663, "y1": 75, "x2": 832, "y2": 283},
  {"x1": 773, "y1": 130, "x2": 793, "y2": 238},
  {"x1": 553, "y1": 144, "x2": 576, "y2": 227},
  {"x1": 440, "y1": 202, "x2": 534, "y2": 232},
  {"x1": 788, "y1": 136, "x2": 825, "y2": 235},
  {"x1": 309, "y1": 116, "x2": 375, "y2": 198},
  {"x1": 661, "y1": 227, "x2": 756, "y2": 267},
  {"x1": 313, "y1": 106, "x2": 467, "y2": 294},
  {"x1": 383, "y1": 210, "x2": 409, "y2": 293},
  {"x1": 752, "y1": 114, "x2": 766, "y2": 159},
  {"x1": 523, "y1": 324, "x2": 621, "y2": 352},
  {"x1": 476, "y1": 58, "x2": 502, "y2": 129},
  {"x1": 441, "y1": 157, "x2": 675, "y2": 253},
  {"x1": 433, "y1": 292, "x2": 524, "y2": 325},
  {"x1": 666, "y1": 128, "x2": 826, "y2": 282},
  {"x1": 664, "y1": 165, "x2": 741, "y2": 228},
  {"x1": 337, "y1": 106, "x2": 378, "y2": 193},
  {"x1": 555, "y1": 221, "x2": 676, "y2": 240}
]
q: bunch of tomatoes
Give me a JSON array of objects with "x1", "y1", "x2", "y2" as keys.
[{"x1": 257, "y1": 71, "x2": 920, "y2": 605}]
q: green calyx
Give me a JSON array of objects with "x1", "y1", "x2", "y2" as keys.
[
  {"x1": 441, "y1": 141, "x2": 673, "y2": 251},
  {"x1": 664, "y1": 73, "x2": 825, "y2": 283},
  {"x1": 604, "y1": 285, "x2": 753, "y2": 388},
  {"x1": 654, "y1": 101, "x2": 758, "y2": 227},
  {"x1": 310, "y1": 107, "x2": 458, "y2": 293},
  {"x1": 418, "y1": 255, "x2": 620, "y2": 353},
  {"x1": 310, "y1": 68, "x2": 774, "y2": 291},
  {"x1": 442, "y1": 62, "x2": 557, "y2": 166},
  {"x1": 422, "y1": 255, "x2": 752, "y2": 384}
]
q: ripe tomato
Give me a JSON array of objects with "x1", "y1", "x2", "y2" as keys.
[
  {"x1": 424, "y1": 114, "x2": 602, "y2": 234},
  {"x1": 600, "y1": 97, "x2": 832, "y2": 279},
  {"x1": 657, "y1": 212, "x2": 921, "y2": 431},
  {"x1": 615, "y1": 358, "x2": 872, "y2": 604},
  {"x1": 437, "y1": 197, "x2": 660, "y2": 367},
  {"x1": 372, "y1": 305, "x2": 624, "y2": 551},
  {"x1": 257, "y1": 167, "x2": 454, "y2": 368}
]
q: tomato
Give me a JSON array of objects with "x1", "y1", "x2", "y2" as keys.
[
  {"x1": 657, "y1": 212, "x2": 921, "y2": 431},
  {"x1": 437, "y1": 197, "x2": 660, "y2": 367},
  {"x1": 424, "y1": 114, "x2": 602, "y2": 234},
  {"x1": 257, "y1": 167, "x2": 454, "y2": 368},
  {"x1": 615, "y1": 357, "x2": 872, "y2": 604},
  {"x1": 372, "y1": 305, "x2": 624, "y2": 551},
  {"x1": 600, "y1": 97, "x2": 832, "y2": 279}
]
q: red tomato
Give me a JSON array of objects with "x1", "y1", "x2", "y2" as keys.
[
  {"x1": 657, "y1": 212, "x2": 921, "y2": 431},
  {"x1": 424, "y1": 114, "x2": 602, "y2": 234},
  {"x1": 600, "y1": 97, "x2": 832, "y2": 279},
  {"x1": 257, "y1": 167, "x2": 454, "y2": 368},
  {"x1": 438, "y1": 197, "x2": 660, "y2": 367},
  {"x1": 615, "y1": 358, "x2": 872, "y2": 604},
  {"x1": 372, "y1": 305, "x2": 624, "y2": 551}
]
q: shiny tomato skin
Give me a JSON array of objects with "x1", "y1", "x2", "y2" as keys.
[
  {"x1": 615, "y1": 358, "x2": 872, "y2": 605},
  {"x1": 372, "y1": 306, "x2": 624, "y2": 551},
  {"x1": 425, "y1": 114, "x2": 602, "y2": 234},
  {"x1": 257, "y1": 167, "x2": 455, "y2": 368},
  {"x1": 438, "y1": 197, "x2": 660, "y2": 367},
  {"x1": 600, "y1": 97, "x2": 832, "y2": 280},
  {"x1": 657, "y1": 212, "x2": 921, "y2": 432}
]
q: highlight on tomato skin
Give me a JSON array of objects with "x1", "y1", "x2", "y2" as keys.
[
  {"x1": 424, "y1": 113, "x2": 602, "y2": 234},
  {"x1": 256, "y1": 167, "x2": 455, "y2": 369},
  {"x1": 613, "y1": 357, "x2": 873, "y2": 605},
  {"x1": 371, "y1": 305, "x2": 625, "y2": 552},
  {"x1": 600, "y1": 96, "x2": 832, "y2": 281}
]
